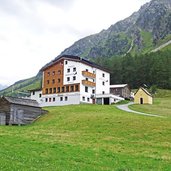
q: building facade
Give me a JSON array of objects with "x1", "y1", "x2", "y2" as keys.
[
  {"x1": 134, "y1": 87, "x2": 153, "y2": 104},
  {"x1": 110, "y1": 84, "x2": 131, "y2": 99},
  {"x1": 31, "y1": 55, "x2": 110, "y2": 107}
]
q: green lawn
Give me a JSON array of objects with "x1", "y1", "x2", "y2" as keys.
[
  {"x1": 130, "y1": 98, "x2": 171, "y2": 118},
  {"x1": 129, "y1": 89, "x2": 171, "y2": 118},
  {"x1": 0, "y1": 104, "x2": 171, "y2": 170}
]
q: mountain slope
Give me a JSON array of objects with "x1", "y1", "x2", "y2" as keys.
[
  {"x1": 0, "y1": 74, "x2": 42, "y2": 97},
  {"x1": 59, "y1": 0, "x2": 171, "y2": 58},
  {"x1": 1, "y1": 0, "x2": 171, "y2": 96}
]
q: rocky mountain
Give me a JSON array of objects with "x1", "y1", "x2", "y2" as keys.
[
  {"x1": 1, "y1": 0, "x2": 171, "y2": 96},
  {"x1": 59, "y1": 0, "x2": 171, "y2": 58}
]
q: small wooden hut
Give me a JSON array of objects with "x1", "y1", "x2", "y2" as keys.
[
  {"x1": 134, "y1": 87, "x2": 153, "y2": 104},
  {"x1": 0, "y1": 96, "x2": 43, "y2": 125}
]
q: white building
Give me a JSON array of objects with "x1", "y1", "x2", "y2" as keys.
[{"x1": 30, "y1": 55, "x2": 112, "y2": 107}]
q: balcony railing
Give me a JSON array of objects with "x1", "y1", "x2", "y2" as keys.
[
  {"x1": 82, "y1": 80, "x2": 96, "y2": 87},
  {"x1": 82, "y1": 71, "x2": 96, "y2": 79}
]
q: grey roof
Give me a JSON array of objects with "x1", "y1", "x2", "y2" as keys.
[
  {"x1": 135, "y1": 87, "x2": 152, "y2": 97},
  {"x1": 41, "y1": 55, "x2": 110, "y2": 73},
  {"x1": 110, "y1": 84, "x2": 128, "y2": 88},
  {"x1": 3, "y1": 96, "x2": 40, "y2": 107}
]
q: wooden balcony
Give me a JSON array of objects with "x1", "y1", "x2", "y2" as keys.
[
  {"x1": 82, "y1": 71, "x2": 96, "y2": 79},
  {"x1": 82, "y1": 80, "x2": 96, "y2": 87}
]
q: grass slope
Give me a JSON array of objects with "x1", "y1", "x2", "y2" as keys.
[
  {"x1": 0, "y1": 104, "x2": 171, "y2": 170},
  {"x1": 0, "y1": 75, "x2": 42, "y2": 97},
  {"x1": 130, "y1": 89, "x2": 171, "y2": 118}
]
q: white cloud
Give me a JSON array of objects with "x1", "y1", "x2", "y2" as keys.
[{"x1": 0, "y1": 0, "x2": 150, "y2": 85}]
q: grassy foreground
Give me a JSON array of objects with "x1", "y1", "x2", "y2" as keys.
[{"x1": 0, "y1": 104, "x2": 171, "y2": 170}]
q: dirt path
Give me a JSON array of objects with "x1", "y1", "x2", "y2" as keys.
[{"x1": 116, "y1": 102, "x2": 165, "y2": 118}]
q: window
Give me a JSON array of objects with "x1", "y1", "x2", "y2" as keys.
[
  {"x1": 65, "y1": 96, "x2": 68, "y2": 101},
  {"x1": 102, "y1": 91, "x2": 105, "y2": 94},
  {"x1": 52, "y1": 71, "x2": 55, "y2": 75},
  {"x1": 92, "y1": 89, "x2": 95, "y2": 94},
  {"x1": 75, "y1": 85, "x2": 79, "y2": 91},
  {"x1": 53, "y1": 97, "x2": 55, "y2": 102},
  {"x1": 45, "y1": 98, "x2": 48, "y2": 102},
  {"x1": 82, "y1": 96, "x2": 85, "y2": 101},
  {"x1": 45, "y1": 88, "x2": 48, "y2": 94},
  {"x1": 62, "y1": 87, "x2": 65, "y2": 92},
  {"x1": 67, "y1": 77, "x2": 70, "y2": 81},
  {"x1": 67, "y1": 68, "x2": 70, "y2": 73},
  {"x1": 58, "y1": 70, "x2": 61, "y2": 75},
  {"x1": 87, "y1": 98, "x2": 90, "y2": 102},
  {"x1": 49, "y1": 98, "x2": 51, "y2": 102},
  {"x1": 47, "y1": 80, "x2": 50, "y2": 84},
  {"x1": 58, "y1": 79, "x2": 60, "y2": 83},
  {"x1": 73, "y1": 67, "x2": 76, "y2": 72},
  {"x1": 65, "y1": 61, "x2": 68, "y2": 65},
  {"x1": 66, "y1": 86, "x2": 69, "y2": 92},
  {"x1": 47, "y1": 72, "x2": 50, "y2": 76},
  {"x1": 52, "y1": 79, "x2": 55, "y2": 84},
  {"x1": 70, "y1": 85, "x2": 74, "y2": 92},
  {"x1": 53, "y1": 87, "x2": 56, "y2": 93},
  {"x1": 85, "y1": 86, "x2": 88, "y2": 93},
  {"x1": 60, "y1": 97, "x2": 63, "y2": 101},
  {"x1": 86, "y1": 78, "x2": 88, "y2": 81},
  {"x1": 73, "y1": 76, "x2": 76, "y2": 81},
  {"x1": 102, "y1": 81, "x2": 105, "y2": 86},
  {"x1": 32, "y1": 91, "x2": 35, "y2": 95},
  {"x1": 39, "y1": 94, "x2": 42, "y2": 98},
  {"x1": 102, "y1": 73, "x2": 105, "y2": 77},
  {"x1": 49, "y1": 88, "x2": 52, "y2": 94},
  {"x1": 57, "y1": 87, "x2": 60, "y2": 93}
]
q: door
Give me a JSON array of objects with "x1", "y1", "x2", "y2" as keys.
[
  {"x1": 140, "y1": 98, "x2": 143, "y2": 104},
  {"x1": 104, "y1": 98, "x2": 110, "y2": 105}
]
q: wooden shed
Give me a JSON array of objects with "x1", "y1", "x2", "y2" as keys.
[
  {"x1": 0, "y1": 96, "x2": 43, "y2": 125},
  {"x1": 110, "y1": 84, "x2": 131, "y2": 99},
  {"x1": 134, "y1": 87, "x2": 153, "y2": 104}
]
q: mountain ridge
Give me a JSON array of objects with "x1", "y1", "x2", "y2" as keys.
[
  {"x1": 1, "y1": 0, "x2": 171, "y2": 96},
  {"x1": 59, "y1": 0, "x2": 171, "y2": 58}
]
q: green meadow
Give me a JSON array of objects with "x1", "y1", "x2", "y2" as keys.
[{"x1": 0, "y1": 93, "x2": 171, "y2": 170}]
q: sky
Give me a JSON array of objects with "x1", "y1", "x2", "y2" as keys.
[{"x1": 0, "y1": 0, "x2": 151, "y2": 86}]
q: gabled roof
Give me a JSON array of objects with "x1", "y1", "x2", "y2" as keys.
[
  {"x1": 110, "y1": 84, "x2": 128, "y2": 88},
  {"x1": 134, "y1": 87, "x2": 152, "y2": 97},
  {"x1": 2, "y1": 96, "x2": 40, "y2": 107},
  {"x1": 41, "y1": 55, "x2": 110, "y2": 73},
  {"x1": 28, "y1": 88, "x2": 42, "y2": 92}
]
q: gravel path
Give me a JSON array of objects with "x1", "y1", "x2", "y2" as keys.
[{"x1": 116, "y1": 102, "x2": 164, "y2": 118}]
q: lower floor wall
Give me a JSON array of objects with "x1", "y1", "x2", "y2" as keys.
[
  {"x1": 40, "y1": 92, "x2": 94, "y2": 107},
  {"x1": 41, "y1": 93, "x2": 80, "y2": 107}
]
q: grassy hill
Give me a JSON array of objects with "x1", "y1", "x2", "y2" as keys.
[
  {"x1": 0, "y1": 101, "x2": 171, "y2": 170},
  {"x1": 0, "y1": 74, "x2": 42, "y2": 97},
  {"x1": 130, "y1": 89, "x2": 171, "y2": 118}
]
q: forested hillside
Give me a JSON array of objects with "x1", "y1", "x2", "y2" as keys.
[{"x1": 94, "y1": 50, "x2": 171, "y2": 89}]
